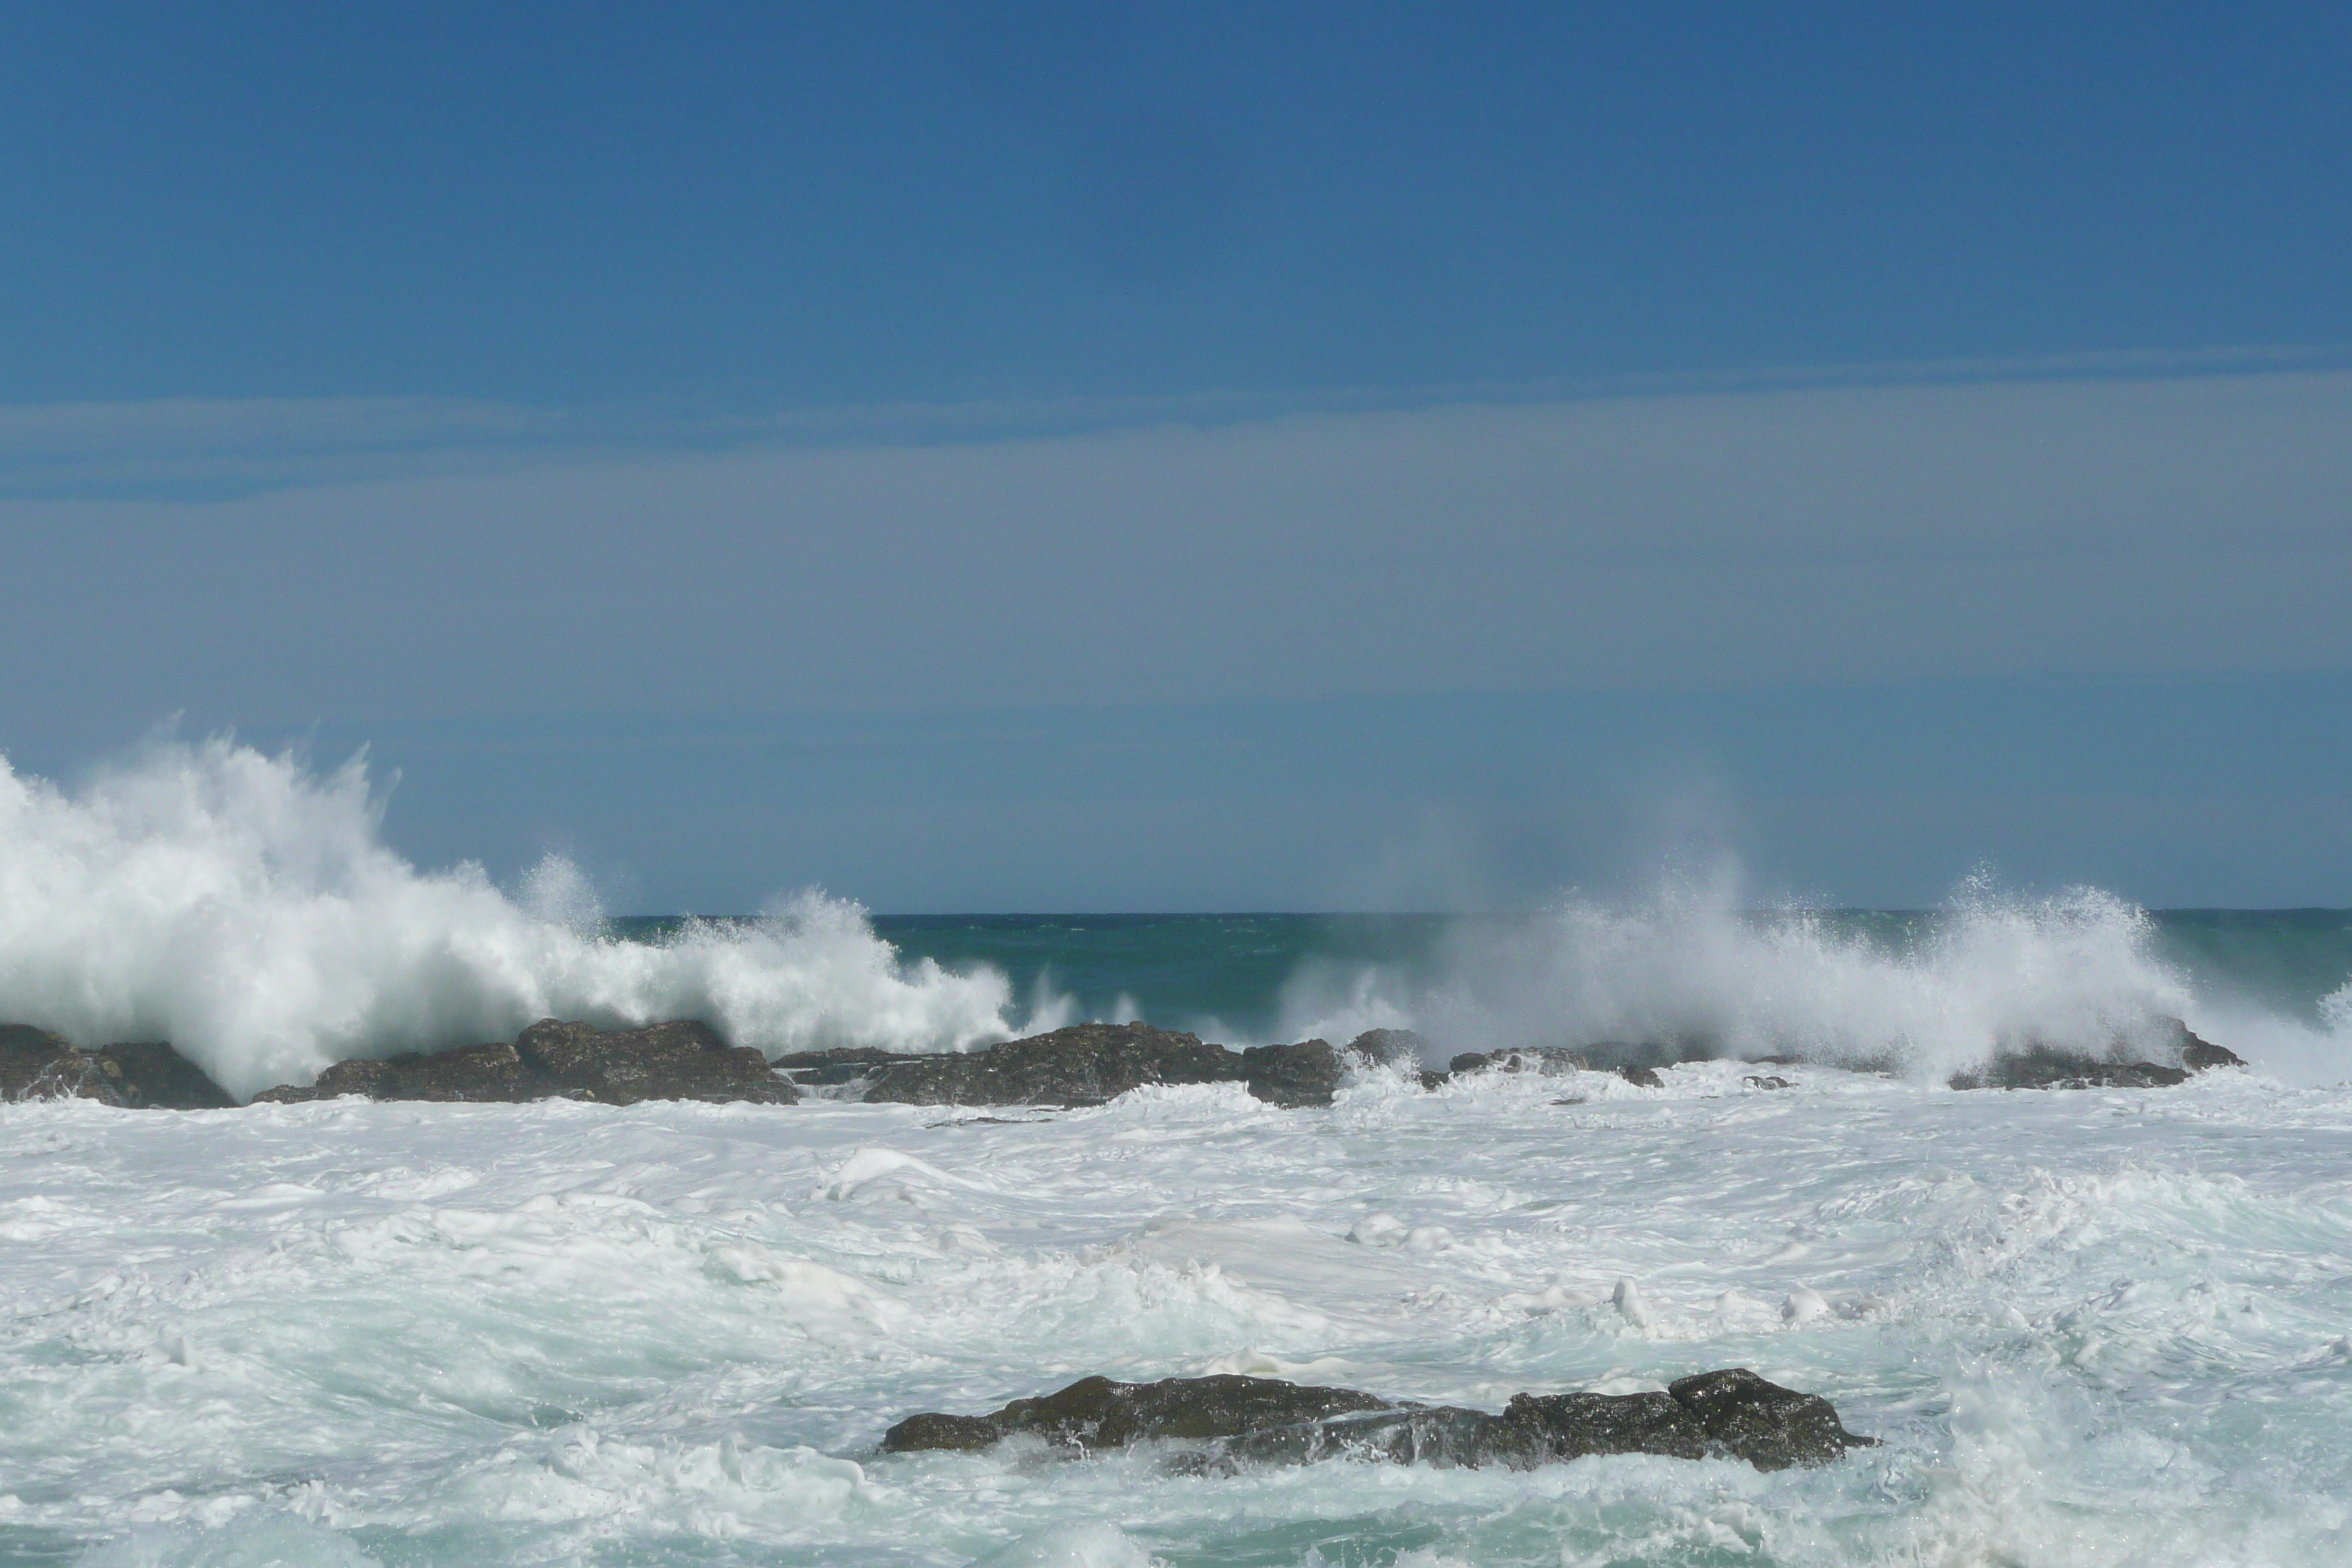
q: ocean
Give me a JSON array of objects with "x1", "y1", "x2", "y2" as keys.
[{"x1": 4, "y1": 743, "x2": 2352, "y2": 1566}]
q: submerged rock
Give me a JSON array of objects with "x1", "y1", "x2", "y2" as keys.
[
  {"x1": 255, "y1": 1019, "x2": 797, "y2": 1107},
  {"x1": 0, "y1": 1025, "x2": 235, "y2": 1109},
  {"x1": 881, "y1": 1368, "x2": 1872, "y2": 1473}
]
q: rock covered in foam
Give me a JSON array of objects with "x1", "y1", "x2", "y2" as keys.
[
  {"x1": 0, "y1": 1025, "x2": 235, "y2": 1109},
  {"x1": 881, "y1": 1368, "x2": 1874, "y2": 1473},
  {"x1": 255, "y1": 1019, "x2": 798, "y2": 1106}
]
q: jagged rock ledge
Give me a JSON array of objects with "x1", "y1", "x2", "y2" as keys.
[
  {"x1": 779, "y1": 1022, "x2": 1409, "y2": 1109},
  {"x1": 4, "y1": 1013, "x2": 2249, "y2": 1111},
  {"x1": 1, "y1": 1025, "x2": 235, "y2": 1110},
  {"x1": 1945, "y1": 1019, "x2": 2244, "y2": 1090},
  {"x1": 254, "y1": 1019, "x2": 796, "y2": 1107},
  {"x1": 881, "y1": 1368, "x2": 1874, "y2": 1473}
]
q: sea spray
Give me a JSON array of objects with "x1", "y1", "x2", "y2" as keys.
[
  {"x1": 0, "y1": 739, "x2": 1025, "y2": 1097},
  {"x1": 1277, "y1": 872, "x2": 2206, "y2": 1079}
]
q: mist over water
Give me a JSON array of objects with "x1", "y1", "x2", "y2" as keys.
[{"x1": 1275, "y1": 878, "x2": 2287, "y2": 1080}]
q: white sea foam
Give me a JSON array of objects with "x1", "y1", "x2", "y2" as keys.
[
  {"x1": 0, "y1": 739, "x2": 1026, "y2": 1097},
  {"x1": 1275, "y1": 872, "x2": 2295, "y2": 1081},
  {"x1": 7, "y1": 1065, "x2": 2351, "y2": 1565}
]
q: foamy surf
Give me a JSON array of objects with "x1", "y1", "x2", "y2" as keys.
[{"x1": 5, "y1": 1062, "x2": 2349, "y2": 1565}]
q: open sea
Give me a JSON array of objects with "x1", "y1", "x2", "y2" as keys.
[{"x1": 4, "y1": 744, "x2": 2352, "y2": 1566}]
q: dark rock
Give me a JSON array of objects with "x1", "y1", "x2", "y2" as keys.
[
  {"x1": 257, "y1": 1019, "x2": 797, "y2": 1106},
  {"x1": 1619, "y1": 1064, "x2": 1665, "y2": 1088},
  {"x1": 774, "y1": 1047, "x2": 906, "y2": 1088},
  {"x1": 257, "y1": 1040, "x2": 538, "y2": 1104},
  {"x1": 1, "y1": 1025, "x2": 234, "y2": 1109},
  {"x1": 1949, "y1": 1046, "x2": 2190, "y2": 1091},
  {"x1": 861, "y1": 1022, "x2": 1244, "y2": 1107},
  {"x1": 1419, "y1": 1070, "x2": 1450, "y2": 1091},
  {"x1": 2180, "y1": 1035, "x2": 2245, "y2": 1071},
  {"x1": 1447, "y1": 1047, "x2": 1588, "y2": 1077},
  {"x1": 881, "y1": 1368, "x2": 1873, "y2": 1474},
  {"x1": 1743, "y1": 1074, "x2": 1792, "y2": 1090},
  {"x1": 1662, "y1": 1368, "x2": 1868, "y2": 1469},
  {"x1": 1241, "y1": 1039, "x2": 1348, "y2": 1107},
  {"x1": 512, "y1": 1019, "x2": 797, "y2": 1105},
  {"x1": 885, "y1": 1373, "x2": 1390, "y2": 1455},
  {"x1": 2156, "y1": 1017, "x2": 2245, "y2": 1071},
  {"x1": 1346, "y1": 1029, "x2": 1428, "y2": 1067}
]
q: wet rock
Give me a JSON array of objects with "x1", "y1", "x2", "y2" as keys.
[
  {"x1": 773, "y1": 1047, "x2": 905, "y2": 1088},
  {"x1": 881, "y1": 1368, "x2": 1872, "y2": 1474},
  {"x1": 1945, "y1": 1016, "x2": 2245, "y2": 1090},
  {"x1": 1346, "y1": 1029, "x2": 1428, "y2": 1067},
  {"x1": 1619, "y1": 1064, "x2": 1665, "y2": 1088},
  {"x1": 2180, "y1": 1035, "x2": 2245, "y2": 1071},
  {"x1": 1, "y1": 1025, "x2": 235, "y2": 1109},
  {"x1": 512, "y1": 1019, "x2": 797, "y2": 1105},
  {"x1": 1948, "y1": 1046, "x2": 2191, "y2": 1091},
  {"x1": 257, "y1": 1040, "x2": 538, "y2": 1104},
  {"x1": 885, "y1": 1373, "x2": 1389, "y2": 1455},
  {"x1": 1447, "y1": 1047, "x2": 1588, "y2": 1077},
  {"x1": 1743, "y1": 1074, "x2": 1792, "y2": 1090},
  {"x1": 1240, "y1": 1039, "x2": 1347, "y2": 1107},
  {"x1": 257, "y1": 1020, "x2": 797, "y2": 1106},
  {"x1": 860, "y1": 1023, "x2": 1245, "y2": 1107},
  {"x1": 2157, "y1": 1017, "x2": 2246, "y2": 1071}
]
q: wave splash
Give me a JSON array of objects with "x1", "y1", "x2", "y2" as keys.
[
  {"x1": 1278, "y1": 871, "x2": 2272, "y2": 1081},
  {"x1": 0, "y1": 739, "x2": 1026, "y2": 1098}
]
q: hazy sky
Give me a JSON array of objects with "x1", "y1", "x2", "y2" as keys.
[{"x1": 4, "y1": 4, "x2": 2348, "y2": 910}]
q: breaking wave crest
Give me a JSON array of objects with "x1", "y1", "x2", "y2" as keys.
[
  {"x1": 1278, "y1": 872, "x2": 2257, "y2": 1082},
  {"x1": 0, "y1": 739, "x2": 1025, "y2": 1098}
]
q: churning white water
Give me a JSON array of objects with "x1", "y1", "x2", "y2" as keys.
[
  {"x1": 4, "y1": 1064, "x2": 2351, "y2": 1566},
  {"x1": 4, "y1": 740, "x2": 2352, "y2": 1564}
]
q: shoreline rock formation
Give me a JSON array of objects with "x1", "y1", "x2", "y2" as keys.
[
  {"x1": 0, "y1": 1025, "x2": 236, "y2": 1109},
  {"x1": 881, "y1": 1368, "x2": 1874, "y2": 1473},
  {"x1": 253, "y1": 1019, "x2": 797, "y2": 1106},
  {"x1": 1, "y1": 1012, "x2": 2249, "y2": 1111}
]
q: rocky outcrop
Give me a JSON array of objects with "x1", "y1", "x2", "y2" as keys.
[
  {"x1": 1239, "y1": 1039, "x2": 1348, "y2": 1107},
  {"x1": 1440, "y1": 1049, "x2": 1668, "y2": 1088},
  {"x1": 1948, "y1": 1049, "x2": 2189, "y2": 1090},
  {"x1": 781, "y1": 1023, "x2": 1393, "y2": 1109},
  {"x1": 882, "y1": 1368, "x2": 1872, "y2": 1474},
  {"x1": 0, "y1": 1025, "x2": 235, "y2": 1109},
  {"x1": 255, "y1": 1019, "x2": 798, "y2": 1106},
  {"x1": 1950, "y1": 1018, "x2": 2246, "y2": 1090}
]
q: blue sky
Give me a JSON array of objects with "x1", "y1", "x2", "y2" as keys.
[{"x1": 3, "y1": 4, "x2": 2349, "y2": 909}]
